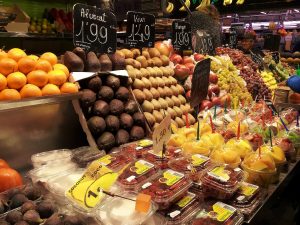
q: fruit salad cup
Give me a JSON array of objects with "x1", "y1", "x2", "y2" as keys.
[
  {"x1": 241, "y1": 152, "x2": 276, "y2": 188},
  {"x1": 225, "y1": 138, "x2": 253, "y2": 159},
  {"x1": 210, "y1": 148, "x2": 242, "y2": 169}
]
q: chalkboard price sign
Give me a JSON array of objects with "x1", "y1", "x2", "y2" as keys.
[
  {"x1": 228, "y1": 28, "x2": 237, "y2": 49},
  {"x1": 250, "y1": 51, "x2": 264, "y2": 70},
  {"x1": 126, "y1": 11, "x2": 155, "y2": 48},
  {"x1": 192, "y1": 30, "x2": 215, "y2": 55},
  {"x1": 272, "y1": 51, "x2": 280, "y2": 64},
  {"x1": 172, "y1": 20, "x2": 192, "y2": 51},
  {"x1": 73, "y1": 3, "x2": 117, "y2": 54}
]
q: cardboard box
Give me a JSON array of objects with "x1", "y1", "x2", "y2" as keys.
[{"x1": 1, "y1": 4, "x2": 30, "y2": 32}]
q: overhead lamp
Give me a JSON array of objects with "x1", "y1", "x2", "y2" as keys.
[
  {"x1": 260, "y1": 12, "x2": 267, "y2": 14},
  {"x1": 294, "y1": 9, "x2": 299, "y2": 13},
  {"x1": 226, "y1": 15, "x2": 232, "y2": 18}
]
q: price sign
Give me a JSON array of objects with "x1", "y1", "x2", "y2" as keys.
[
  {"x1": 264, "y1": 34, "x2": 280, "y2": 51},
  {"x1": 250, "y1": 51, "x2": 264, "y2": 70},
  {"x1": 126, "y1": 11, "x2": 155, "y2": 48},
  {"x1": 192, "y1": 30, "x2": 215, "y2": 55},
  {"x1": 190, "y1": 58, "x2": 211, "y2": 107},
  {"x1": 228, "y1": 28, "x2": 237, "y2": 48},
  {"x1": 172, "y1": 20, "x2": 192, "y2": 51},
  {"x1": 272, "y1": 51, "x2": 280, "y2": 64},
  {"x1": 152, "y1": 115, "x2": 171, "y2": 154},
  {"x1": 73, "y1": 3, "x2": 117, "y2": 54}
]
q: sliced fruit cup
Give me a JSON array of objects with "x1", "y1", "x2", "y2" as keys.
[{"x1": 271, "y1": 160, "x2": 287, "y2": 184}]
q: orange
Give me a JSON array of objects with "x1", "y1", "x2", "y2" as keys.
[
  {"x1": 27, "y1": 70, "x2": 48, "y2": 87},
  {"x1": 7, "y1": 48, "x2": 26, "y2": 62},
  {"x1": 42, "y1": 84, "x2": 61, "y2": 96},
  {"x1": 0, "y1": 49, "x2": 7, "y2": 61},
  {"x1": 0, "y1": 74, "x2": 7, "y2": 91},
  {"x1": 40, "y1": 52, "x2": 58, "y2": 66},
  {"x1": 28, "y1": 54, "x2": 39, "y2": 61},
  {"x1": 0, "y1": 58, "x2": 18, "y2": 76},
  {"x1": 53, "y1": 63, "x2": 69, "y2": 78},
  {"x1": 7, "y1": 72, "x2": 27, "y2": 89},
  {"x1": 18, "y1": 57, "x2": 37, "y2": 74},
  {"x1": 0, "y1": 89, "x2": 21, "y2": 101},
  {"x1": 48, "y1": 69, "x2": 67, "y2": 86},
  {"x1": 60, "y1": 82, "x2": 78, "y2": 94},
  {"x1": 34, "y1": 59, "x2": 52, "y2": 73},
  {"x1": 20, "y1": 84, "x2": 42, "y2": 98}
]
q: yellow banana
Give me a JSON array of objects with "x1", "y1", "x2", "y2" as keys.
[
  {"x1": 236, "y1": 0, "x2": 245, "y2": 4},
  {"x1": 166, "y1": 2, "x2": 174, "y2": 13},
  {"x1": 179, "y1": 0, "x2": 191, "y2": 11},
  {"x1": 223, "y1": 0, "x2": 232, "y2": 6},
  {"x1": 196, "y1": 0, "x2": 210, "y2": 10}
]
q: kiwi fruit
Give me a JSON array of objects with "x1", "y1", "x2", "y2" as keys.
[
  {"x1": 99, "y1": 54, "x2": 112, "y2": 71},
  {"x1": 157, "y1": 87, "x2": 165, "y2": 98},
  {"x1": 160, "y1": 55, "x2": 170, "y2": 66},
  {"x1": 143, "y1": 89, "x2": 153, "y2": 101},
  {"x1": 140, "y1": 68, "x2": 150, "y2": 78},
  {"x1": 130, "y1": 126, "x2": 145, "y2": 141},
  {"x1": 163, "y1": 86, "x2": 173, "y2": 97},
  {"x1": 131, "y1": 49, "x2": 141, "y2": 58},
  {"x1": 167, "y1": 107, "x2": 177, "y2": 119},
  {"x1": 165, "y1": 97, "x2": 174, "y2": 108},
  {"x1": 132, "y1": 89, "x2": 146, "y2": 104},
  {"x1": 176, "y1": 84, "x2": 185, "y2": 94},
  {"x1": 144, "y1": 112, "x2": 155, "y2": 127},
  {"x1": 147, "y1": 59, "x2": 155, "y2": 67},
  {"x1": 148, "y1": 48, "x2": 160, "y2": 58},
  {"x1": 115, "y1": 86, "x2": 129, "y2": 101},
  {"x1": 142, "y1": 100, "x2": 154, "y2": 113},
  {"x1": 93, "y1": 100, "x2": 109, "y2": 116},
  {"x1": 109, "y1": 99, "x2": 124, "y2": 115},
  {"x1": 133, "y1": 112, "x2": 146, "y2": 126},
  {"x1": 156, "y1": 77, "x2": 165, "y2": 87},
  {"x1": 142, "y1": 51, "x2": 150, "y2": 59},
  {"x1": 98, "y1": 86, "x2": 114, "y2": 101},
  {"x1": 153, "y1": 110, "x2": 164, "y2": 123},
  {"x1": 116, "y1": 129, "x2": 130, "y2": 146},
  {"x1": 158, "y1": 98, "x2": 168, "y2": 109},
  {"x1": 132, "y1": 79, "x2": 144, "y2": 90},
  {"x1": 153, "y1": 67, "x2": 163, "y2": 77},
  {"x1": 97, "y1": 132, "x2": 115, "y2": 151},
  {"x1": 152, "y1": 57, "x2": 163, "y2": 67},
  {"x1": 178, "y1": 95, "x2": 187, "y2": 104},
  {"x1": 172, "y1": 96, "x2": 181, "y2": 106},
  {"x1": 175, "y1": 117, "x2": 185, "y2": 128},
  {"x1": 86, "y1": 76, "x2": 102, "y2": 92},
  {"x1": 173, "y1": 106, "x2": 183, "y2": 117},
  {"x1": 149, "y1": 77, "x2": 158, "y2": 88},
  {"x1": 106, "y1": 75, "x2": 120, "y2": 90},
  {"x1": 151, "y1": 99, "x2": 161, "y2": 110},
  {"x1": 141, "y1": 77, "x2": 151, "y2": 89},
  {"x1": 170, "y1": 85, "x2": 179, "y2": 96},
  {"x1": 150, "y1": 87, "x2": 160, "y2": 99},
  {"x1": 136, "y1": 56, "x2": 148, "y2": 68},
  {"x1": 87, "y1": 116, "x2": 106, "y2": 135},
  {"x1": 80, "y1": 89, "x2": 96, "y2": 108},
  {"x1": 105, "y1": 115, "x2": 120, "y2": 132},
  {"x1": 119, "y1": 113, "x2": 134, "y2": 130},
  {"x1": 124, "y1": 100, "x2": 138, "y2": 114}
]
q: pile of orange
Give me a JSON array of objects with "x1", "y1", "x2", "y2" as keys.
[{"x1": 0, "y1": 48, "x2": 78, "y2": 101}]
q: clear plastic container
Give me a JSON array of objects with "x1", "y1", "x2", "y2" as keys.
[
  {"x1": 274, "y1": 138, "x2": 296, "y2": 163},
  {"x1": 160, "y1": 191, "x2": 201, "y2": 225},
  {"x1": 142, "y1": 148, "x2": 182, "y2": 169},
  {"x1": 96, "y1": 152, "x2": 133, "y2": 172},
  {"x1": 191, "y1": 201, "x2": 244, "y2": 225},
  {"x1": 229, "y1": 182, "x2": 262, "y2": 220},
  {"x1": 201, "y1": 165, "x2": 245, "y2": 200},
  {"x1": 120, "y1": 139, "x2": 153, "y2": 158},
  {"x1": 96, "y1": 191, "x2": 157, "y2": 225},
  {"x1": 71, "y1": 146, "x2": 106, "y2": 168},
  {"x1": 117, "y1": 159, "x2": 160, "y2": 191},
  {"x1": 31, "y1": 149, "x2": 72, "y2": 168},
  {"x1": 140, "y1": 169, "x2": 193, "y2": 209},
  {"x1": 168, "y1": 154, "x2": 210, "y2": 182}
]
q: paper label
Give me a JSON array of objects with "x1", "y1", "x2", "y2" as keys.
[
  {"x1": 240, "y1": 182, "x2": 259, "y2": 197},
  {"x1": 152, "y1": 115, "x2": 172, "y2": 154},
  {"x1": 148, "y1": 149, "x2": 163, "y2": 158},
  {"x1": 212, "y1": 202, "x2": 236, "y2": 222},
  {"x1": 160, "y1": 169, "x2": 184, "y2": 186},
  {"x1": 177, "y1": 192, "x2": 196, "y2": 208},
  {"x1": 133, "y1": 160, "x2": 154, "y2": 175},
  {"x1": 192, "y1": 154, "x2": 209, "y2": 166},
  {"x1": 97, "y1": 155, "x2": 113, "y2": 166},
  {"x1": 208, "y1": 166, "x2": 230, "y2": 182}
]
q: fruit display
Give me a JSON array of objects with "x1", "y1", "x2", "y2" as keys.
[
  {"x1": 122, "y1": 43, "x2": 196, "y2": 129},
  {"x1": 260, "y1": 70, "x2": 278, "y2": 95},
  {"x1": 0, "y1": 48, "x2": 77, "y2": 101},
  {"x1": 216, "y1": 47, "x2": 272, "y2": 100}
]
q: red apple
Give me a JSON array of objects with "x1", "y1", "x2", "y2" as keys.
[
  {"x1": 170, "y1": 54, "x2": 183, "y2": 64},
  {"x1": 155, "y1": 41, "x2": 170, "y2": 56},
  {"x1": 211, "y1": 96, "x2": 221, "y2": 106},
  {"x1": 209, "y1": 72, "x2": 218, "y2": 84},
  {"x1": 185, "y1": 62, "x2": 195, "y2": 74},
  {"x1": 220, "y1": 94, "x2": 231, "y2": 107},
  {"x1": 208, "y1": 85, "x2": 220, "y2": 97},
  {"x1": 174, "y1": 64, "x2": 190, "y2": 80},
  {"x1": 183, "y1": 56, "x2": 194, "y2": 64},
  {"x1": 194, "y1": 53, "x2": 205, "y2": 62},
  {"x1": 200, "y1": 100, "x2": 213, "y2": 111}
]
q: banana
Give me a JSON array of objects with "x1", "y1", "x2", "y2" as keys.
[
  {"x1": 179, "y1": 0, "x2": 191, "y2": 11},
  {"x1": 236, "y1": 0, "x2": 245, "y2": 4},
  {"x1": 196, "y1": 0, "x2": 210, "y2": 10},
  {"x1": 223, "y1": 0, "x2": 232, "y2": 6},
  {"x1": 166, "y1": 2, "x2": 174, "y2": 13}
]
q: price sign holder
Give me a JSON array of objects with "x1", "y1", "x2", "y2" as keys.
[
  {"x1": 190, "y1": 58, "x2": 211, "y2": 108},
  {"x1": 152, "y1": 115, "x2": 171, "y2": 154},
  {"x1": 228, "y1": 28, "x2": 237, "y2": 48},
  {"x1": 192, "y1": 30, "x2": 215, "y2": 55},
  {"x1": 250, "y1": 50, "x2": 264, "y2": 70},
  {"x1": 126, "y1": 11, "x2": 155, "y2": 48},
  {"x1": 73, "y1": 3, "x2": 117, "y2": 54},
  {"x1": 172, "y1": 20, "x2": 192, "y2": 51},
  {"x1": 271, "y1": 51, "x2": 280, "y2": 64}
]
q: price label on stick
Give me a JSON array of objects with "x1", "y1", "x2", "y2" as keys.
[
  {"x1": 152, "y1": 115, "x2": 171, "y2": 154},
  {"x1": 126, "y1": 11, "x2": 155, "y2": 48},
  {"x1": 190, "y1": 58, "x2": 211, "y2": 108},
  {"x1": 228, "y1": 28, "x2": 237, "y2": 49},
  {"x1": 192, "y1": 30, "x2": 215, "y2": 55},
  {"x1": 172, "y1": 20, "x2": 192, "y2": 51},
  {"x1": 73, "y1": 3, "x2": 117, "y2": 54},
  {"x1": 272, "y1": 51, "x2": 280, "y2": 64}
]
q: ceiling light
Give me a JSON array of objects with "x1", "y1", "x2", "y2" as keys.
[
  {"x1": 260, "y1": 12, "x2": 267, "y2": 14},
  {"x1": 226, "y1": 15, "x2": 232, "y2": 18},
  {"x1": 294, "y1": 9, "x2": 299, "y2": 13}
]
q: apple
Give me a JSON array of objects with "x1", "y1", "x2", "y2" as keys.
[
  {"x1": 183, "y1": 56, "x2": 194, "y2": 64},
  {"x1": 200, "y1": 100, "x2": 213, "y2": 111},
  {"x1": 194, "y1": 53, "x2": 205, "y2": 62},
  {"x1": 220, "y1": 94, "x2": 231, "y2": 107},
  {"x1": 209, "y1": 72, "x2": 218, "y2": 84},
  {"x1": 208, "y1": 85, "x2": 220, "y2": 98},
  {"x1": 185, "y1": 62, "x2": 195, "y2": 74},
  {"x1": 155, "y1": 41, "x2": 170, "y2": 56},
  {"x1": 174, "y1": 64, "x2": 190, "y2": 80},
  {"x1": 170, "y1": 54, "x2": 183, "y2": 64},
  {"x1": 211, "y1": 96, "x2": 221, "y2": 106},
  {"x1": 186, "y1": 90, "x2": 191, "y2": 99}
]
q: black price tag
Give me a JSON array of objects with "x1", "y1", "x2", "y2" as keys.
[
  {"x1": 228, "y1": 28, "x2": 237, "y2": 49},
  {"x1": 172, "y1": 20, "x2": 192, "y2": 51},
  {"x1": 126, "y1": 11, "x2": 155, "y2": 48},
  {"x1": 272, "y1": 51, "x2": 280, "y2": 64},
  {"x1": 250, "y1": 51, "x2": 264, "y2": 70},
  {"x1": 192, "y1": 31, "x2": 215, "y2": 55},
  {"x1": 190, "y1": 58, "x2": 211, "y2": 107},
  {"x1": 73, "y1": 3, "x2": 117, "y2": 54}
]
